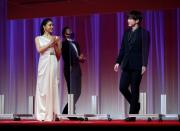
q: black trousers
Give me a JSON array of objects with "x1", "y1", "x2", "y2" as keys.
[
  {"x1": 62, "y1": 66, "x2": 81, "y2": 114},
  {"x1": 119, "y1": 68, "x2": 142, "y2": 114}
]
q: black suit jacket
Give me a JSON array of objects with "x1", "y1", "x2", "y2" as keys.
[
  {"x1": 62, "y1": 39, "x2": 81, "y2": 73},
  {"x1": 116, "y1": 27, "x2": 150, "y2": 70}
]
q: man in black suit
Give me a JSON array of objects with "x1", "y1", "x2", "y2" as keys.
[
  {"x1": 114, "y1": 11, "x2": 150, "y2": 121},
  {"x1": 61, "y1": 27, "x2": 86, "y2": 119}
]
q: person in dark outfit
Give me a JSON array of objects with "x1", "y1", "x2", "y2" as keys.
[
  {"x1": 61, "y1": 27, "x2": 86, "y2": 120},
  {"x1": 114, "y1": 10, "x2": 150, "y2": 121}
]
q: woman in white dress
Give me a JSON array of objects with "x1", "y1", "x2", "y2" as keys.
[{"x1": 35, "y1": 18, "x2": 61, "y2": 121}]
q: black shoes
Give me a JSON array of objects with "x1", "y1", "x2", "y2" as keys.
[
  {"x1": 67, "y1": 117, "x2": 78, "y2": 120},
  {"x1": 124, "y1": 117, "x2": 136, "y2": 122},
  {"x1": 67, "y1": 117, "x2": 84, "y2": 121},
  {"x1": 125, "y1": 102, "x2": 140, "y2": 122}
]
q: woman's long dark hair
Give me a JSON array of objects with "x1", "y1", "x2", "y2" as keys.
[{"x1": 40, "y1": 18, "x2": 52, "y2": 35}]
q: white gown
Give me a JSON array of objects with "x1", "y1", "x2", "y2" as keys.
[{"x1": 35, "y1": 36, "x2": 60, "y2": 121}]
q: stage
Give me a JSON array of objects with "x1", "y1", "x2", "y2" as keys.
[
  {"x1": 0, "y1": 119, "x2": 180, "y2": 129},
  {"x1": 1, "y1": 1, "x2": 180, "y2": 129}
]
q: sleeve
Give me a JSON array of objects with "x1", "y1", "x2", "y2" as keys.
[
  {"x1": 116, "y1": 33, "x2": 126, "y2": 64},
  {"x1": 62, "y1": 41, "x2": 72, "y2": 67},
  {"x1": 75, "y1": 42, "x2": 81, "y2": 56},
  {"x1": 142, "y1": 30, "x2": 150, "y2": 67}
]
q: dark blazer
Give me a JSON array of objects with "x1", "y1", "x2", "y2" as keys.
[
  {"x1": 116, "y1": 27, "x2": 150, "y2": 70},
  {"x1": 62, "y1": 39, "x2": 81, "y2": 70},
  {"x1": 62, "y1": 39, "x2": 82, "y2": 93}
]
